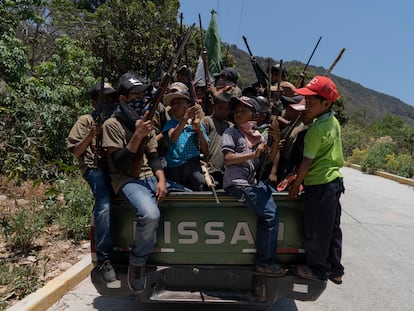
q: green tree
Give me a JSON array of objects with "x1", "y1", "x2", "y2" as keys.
[
  {"x1": 1, "y1": 36, "x2": 98, "y2": 180},
  {"x1": 0, "y1": 34, "x2": 29, "y2": 83},
  {"x1": 83, "y1": 0, "x2": 190, "y2": 82}
]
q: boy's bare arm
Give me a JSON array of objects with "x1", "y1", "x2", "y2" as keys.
[
  {"x1": 223, "y1": 143, "x2": 265, "y2": 165},
  {"x1": 288, "y1": 157, "x2": 313, "y2": 199},
  {"x1": 73, "y1": 122, "x2": 99, "y2": 157},
  {"x1": 168, "y1": 118, "x2": 187, "y2": 143}
]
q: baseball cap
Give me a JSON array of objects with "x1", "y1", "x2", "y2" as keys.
[
  {"x1": 163, "y1": 90, "x2": 191, "y2": 106},
  {"x1": 242, "y1": 86, "x2": 258, "y2": 97},
  {"x1": 229, "y1": 96, "x2": 259, "y2": 112},
  {"x1": 294, "y1": 76, "x2": 339, "y2": 102},
  {"x1": 117, "y1": 72, "x2": 152, "y2": 96},
  {"x1": 169, "y1": 82, "x2": 189, "y2": 93},
  {"x1": 255, "y1": 96, "x2": 271, "y2": 114},
  {"x1": 289, "y1": 98, "x2": 306, "y2": 111},
  {"x1": 213, "y1": 67, "x2": 239, "y2": 83},
  {"x1": 89, "y1": 82, "x2": 116, "y2": 98},
  {"x1": 280, "y1": 94, "x2": 304, "y2": 106}
]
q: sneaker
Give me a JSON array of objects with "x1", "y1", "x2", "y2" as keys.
[
  {"x1": 98, "y1": 260, "x2": 117, "y2": 282},
  {"x1": 128, "y1": 263, "x2": 146, "y2": 293},
  {"x1": 255, "y1": 264, "x2": 287, "y2": 277}
]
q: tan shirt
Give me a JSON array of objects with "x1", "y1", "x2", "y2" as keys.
[
  {"x1": 67, "y1": 114, "x2": 97, "y2": 175},
  {"x1": 102, "y1": 117, "x2": 157, "y2": 194}
]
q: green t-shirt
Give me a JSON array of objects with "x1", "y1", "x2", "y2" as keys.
[{"x1": 303, "y1": 110, "x2": 344, "y2": 185}]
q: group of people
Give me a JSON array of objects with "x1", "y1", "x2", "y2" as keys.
[{"x1": 67, "y1": 63, "x2": 345, "y2": 292}]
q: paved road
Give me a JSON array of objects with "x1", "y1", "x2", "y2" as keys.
[{"x1": 49, "y1": 167, "x2": 414, "y2": 311}]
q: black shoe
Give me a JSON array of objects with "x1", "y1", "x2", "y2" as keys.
[
  {"x1": 98, "y1": 260, "x2": 117, "y2": 282},
  {"x1": 128, "y1": 264, "x2": 146, "y2": 293}
]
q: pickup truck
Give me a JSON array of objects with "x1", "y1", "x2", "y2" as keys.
[{"x1": 90, "y1": 190, "x2": 326, "y2": 310}]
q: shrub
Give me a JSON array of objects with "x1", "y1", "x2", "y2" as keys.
[
  {"x1": 56, "y1": 175, "x2": 94, "y2": 241},
  {"x1": 1, "y1": 203, "x2": 45, "y2": 253},
  {"x1": 385, "y1": 153, "x2": 414, "y2": 178},
  {"x1": 361, "y1": 137, "x2": 396, "y2": 173},
  {"x1": 347, "y1": 148, "x2": 367, "y2": 165}
]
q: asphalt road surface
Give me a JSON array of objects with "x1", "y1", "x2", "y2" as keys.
[{"x1": 49, "y1": 167, "x2": 414, "y2": 311}]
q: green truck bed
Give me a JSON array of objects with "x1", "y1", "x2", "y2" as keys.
[{"x1": 90, "y1": 190, "x2": 326, "y2": 309}]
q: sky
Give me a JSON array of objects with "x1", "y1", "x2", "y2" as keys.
[{"x1": 179, "y1": 0, "x2": 414, "y2": 106}]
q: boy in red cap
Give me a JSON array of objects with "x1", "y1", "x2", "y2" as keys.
[{"x1": 288, "y1": 76, "x2": 345, "y2": 285}]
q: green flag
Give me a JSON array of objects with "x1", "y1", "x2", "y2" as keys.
[{"x1": 204, "y1": 10, "x2": 222, "y2": 75}]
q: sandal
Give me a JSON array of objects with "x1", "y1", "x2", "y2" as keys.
[
  {"x1": 295, "y1": 265, "x2": 325, "y2": 281},
  {"x1": 328, "y1": 274, "x2": 343, "y2": 285},
  {"x1": 255, "y1": 264, "x2": 287, "y2": 277}
]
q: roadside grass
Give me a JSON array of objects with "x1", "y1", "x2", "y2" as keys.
[{"x1": 0, "y1": 174, "x2": 93, "y2": 310}]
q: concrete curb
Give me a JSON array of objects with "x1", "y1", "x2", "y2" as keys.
[
  {"x1": 7, "y1": 255, "x2": 93, "y2": 311},
  {"x1": 349, "y1": 164, "x2": 414, "y2": 187}
]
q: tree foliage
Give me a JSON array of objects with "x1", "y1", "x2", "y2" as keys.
[{"x1": 1, "y1": 36, "x2": 98, "y2": 180}]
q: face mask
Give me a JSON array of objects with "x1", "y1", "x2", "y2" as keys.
[
  {"x1": 238, "y1": 121, "x2": 262, "y2": 148},
  {"x1": 93, "y1": 99, "x2": 116, "y2": 123},
  {"x1": 126, "y1": 97, "x2": 150, "y2": 119}
]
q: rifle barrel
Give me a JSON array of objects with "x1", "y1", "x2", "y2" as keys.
[{"x1": 242, "y1": 35, "x2": 253, "y2": 56}]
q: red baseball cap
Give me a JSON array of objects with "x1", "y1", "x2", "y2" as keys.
[{"x1": 295, "y1": 76, "x2": 339, "y2": 102}]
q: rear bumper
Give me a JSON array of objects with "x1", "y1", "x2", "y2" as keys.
[{"x1": 91, "y1": 264, "x2": 326, "y2": 307}]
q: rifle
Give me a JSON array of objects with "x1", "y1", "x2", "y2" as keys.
[
  {"x1": 199, "y1": 13, "x2": 212, "y2": 115},
  {"x1": 94, "y1": 41, "x2": 108, "y2": 167},
  {"x1": 270, "y1": 59, "x2": 284, "y2": 116},
  {"x1": 295, "y1": 36, "x2": 322, "y2": 88},
  {"x1": 324, "y1": 48, "x2": 346, "y2": 76},
  {"x1": 242, "y1": 35, "x2": 268, "y2": 88},
  {"x1": 201, "y1": 159, "x2": 220, "y2": 204},
  {"x1": 131, "y1": 23, "x2": 195, "y2": 175},
  {"x1": 255, "y1": 117, "x2": 280, "y2": 182},
  {"x1": 279, "y1": 113, "x2": 302, "y2": 148},
  {"x1": 256, "y1": 59, "x2": 282, "y2": 181}
]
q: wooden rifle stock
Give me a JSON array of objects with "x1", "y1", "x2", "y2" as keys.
[
  {"x1": 131, "y1": 24, "x2": 195, "y2": 175},
  {"x1": 325, "y1": 48, "x2": 346, "y2": 76}
]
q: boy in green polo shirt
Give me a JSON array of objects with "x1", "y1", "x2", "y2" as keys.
[{"x1": 288, "y1": 76, "x2": 345, "y2": 285}]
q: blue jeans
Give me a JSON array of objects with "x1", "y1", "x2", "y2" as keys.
[
  {"x1": 84, "y1": 168, "x2": 113, "y2": 263},
  {"x1": 226, "y1": 182, "x2": 279, "y2": 267},
  {"x1": 165, "y1": 157, "x2": 205, "y2": 191},
  {"x1": 120, "y1": 176, "x2": 188, "y2": 266}
]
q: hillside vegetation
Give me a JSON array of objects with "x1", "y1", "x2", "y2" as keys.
[{"x1": 229, "y1": 46, "x2": 414, "y2": 126}]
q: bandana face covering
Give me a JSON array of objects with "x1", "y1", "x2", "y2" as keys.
[
  {"x1": 127, "y1": 98, "x2": 150, "y2": 118},
  {"x1": 93, "y1": 99, "x2": 116, "y2": 123},
  {"x1": 238, "y1": 120, "x2": 262, "y2": 148}
]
